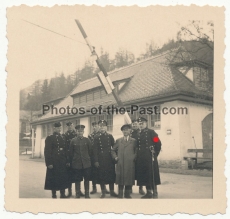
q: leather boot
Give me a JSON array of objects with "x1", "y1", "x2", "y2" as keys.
[
  {"x1": 109, "y1": 183, "x2": 118, "y2": 197},
  {"x1": 118, "y1": 185, "x2": 123, "y2": 199},
  {"x1": 84, "y1": 181, "x2": 90, "y2": 199},
  {"x1": 80, "y1": 183, "x2": 85, "y2": 197},
  {"x1": 110, "y1": 190, "x2": 118, "y2": 197},
  {"x1": 141, "y1": 190, "x2": 153, "y2": 199},
  {"x1": 90, "y1": 182, "x2": 97, "y2": 194},
  {"x1": 130, "y1": 186, "x2": 133, "y2": 194},
  {"x1": 153, "y1": 191, "x2": 158, "y2": 199},
  {"x1": 139, "y1": 186, "x2": 145, "y2": 195},
  {"x1": 153, "y1": 185, "x2": 158, "y2": 199},
  {"x1": 100, "y1": 184, "x2": 106, "y2": 198},
  {"x1": 60, "y1": 189, "x2": 68, "y2": 198},
  {"x1": 124, "y1": 186, "x2": 132, "y2": 198},
  {"x1": 67, "y1": 186, "x2": 72, "y2": 198},
  {"x1": 124, "y1": 190, "x2": 132, "y2": 199},
  {"x1": 52, "y1": 190, "x2": 57, "y2": 199},
  {"x1": 75, "y1": 182, "x2": 81, "y2": 198}
]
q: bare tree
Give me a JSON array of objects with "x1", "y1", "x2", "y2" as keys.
[{"x1": 177, "y1": 20, "x2": 214, "y2": 50}]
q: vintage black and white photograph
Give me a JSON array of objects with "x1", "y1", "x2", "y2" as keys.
[{"x1": 5, "y1": 4, "x2": 226, "y2": 214}]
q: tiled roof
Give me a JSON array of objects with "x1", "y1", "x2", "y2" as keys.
[
  {"x1": 35, "y1": 50, "x2": 212, "y2": 123},
  {"x1": 70, "y1": 64, "x2": 138, "y2": 96}
]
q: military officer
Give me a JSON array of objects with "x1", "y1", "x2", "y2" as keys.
[
  {"x1": 44, "y1": 122, "x2": 70, "y2": 198},
  {"x1": 88, "y1": 121, "x2": 100, "y2": 194},
  {"x1": 93, "y1": 120, "x2": 118, "y2": 198},
  {"x1": 69, "y1": 125, "x2": 93, "y2": 198},
  {"x1": 130, "y1": 119, "x2": 145, "y2": 195},
  {"x1": 136, "y1": 117, "x2": 162, "y2": 199},
  {"x1": 64, "y1": 121, "x2": 84, "y2": 197}
]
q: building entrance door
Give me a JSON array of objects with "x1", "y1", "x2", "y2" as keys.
[{"x1": 202, "y1": 113, "x2": 213, "y2": 158}]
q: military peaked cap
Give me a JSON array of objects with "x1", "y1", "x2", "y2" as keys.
[
  {"x1": 66, "y1": 121, "x2": 73, "y2": 126},
  {"x1": 53, "y1": 122, "x2": 61, "y2": 127},
  {"x1": 92, "y1": 122, "x2": 97, "y2": 126},
  {"x1": 98, "y1": 120, "x2": 107, "y2": 126},
  {"x1": 75, "y1": 124, "x2": 85, "y2": 130},
  {"x1": 121, "y1": 124, "x2": 132, "y2": 131},
  {"x1": 137, "y1": 117, "x2": 147, "y2": 122}
]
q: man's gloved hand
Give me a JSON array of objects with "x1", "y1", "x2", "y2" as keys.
[
  {"x1": 48, "y1": 165, "x2": 53, "y2": 169},
  {"x1": 94, "y1": 162, "x2": 100, "y2": 168}
]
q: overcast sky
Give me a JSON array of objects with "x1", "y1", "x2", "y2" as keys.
[{"x1": 7, "y1": 5, "x2": 212, "y2": 89}]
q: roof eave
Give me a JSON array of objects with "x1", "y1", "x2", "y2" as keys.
[{"x1": 31, "y1": 92, "x2": 213, "y2": 125}]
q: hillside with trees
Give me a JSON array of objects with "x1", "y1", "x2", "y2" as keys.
[{"x1": 20, "y1": 20, "x2": 213, "y2": 111}]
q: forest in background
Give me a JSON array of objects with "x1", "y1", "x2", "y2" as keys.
[{"x1": 20, "y1": 21, "x2": 214, "y2": 111}]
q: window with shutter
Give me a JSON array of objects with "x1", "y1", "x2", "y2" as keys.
[
  {"x1": 149, "y1": 105, "x2": 161, "y2": 129},
  {"x1": 107, "y1": 114, "x2": 113, "y2": 132},
  {"x1": 89, "y1": 114, "x2": 113, "y2": 133}
]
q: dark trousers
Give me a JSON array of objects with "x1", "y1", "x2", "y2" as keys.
[
  {"x1": 92, "y1": 180, "x2": 96, "y2": 188},
  {"x1": 119, "y1": 185, "x2": 132, "y2": 192},
  {"x1": 74, "y1": 167, "x2": 91, "y2": 182},
  {"x1": 146, "y1": 185, "x2": 157, "y2": 192},
  {"x1": 100, "y1": 183, "x2": 115, "y2": 191}
]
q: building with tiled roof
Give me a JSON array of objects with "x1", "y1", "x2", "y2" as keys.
[{"x1": 31, "y1": 46, "x2": 213, "y2": 166}]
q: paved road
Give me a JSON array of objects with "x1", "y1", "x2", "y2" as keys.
[{"x1": 19, "y1": 155, "x2": 212, "y2": 199}]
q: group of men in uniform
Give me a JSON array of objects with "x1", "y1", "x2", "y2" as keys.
[{"x1": 44, "y1": 117, "x2": 161, "y2": 199}]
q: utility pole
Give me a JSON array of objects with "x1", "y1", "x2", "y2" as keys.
[{"x1": 75, "y1": 20, "x2": 131, "y2": 123}]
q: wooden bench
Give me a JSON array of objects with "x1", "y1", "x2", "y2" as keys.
[{"x1": 184, "y1": 149, "x2": 213, "y2": 169}]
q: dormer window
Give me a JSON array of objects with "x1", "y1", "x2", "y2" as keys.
[{"x1": 177, "y1": 64, "x2": 210, "y2": 91}]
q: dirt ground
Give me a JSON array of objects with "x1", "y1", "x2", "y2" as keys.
[{"x1": 19, "y1": 155, "x2": 212, "y2": 199}]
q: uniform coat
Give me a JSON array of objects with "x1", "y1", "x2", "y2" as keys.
[
  {"x1": 130, "y1": 129, "x2": 140, "y2": 140},
  {"x1": 69, "y1": 136, "x2": 93, "y2": 182},
  {"x1": 136, "y1": 128, "x2": 161, "y2": 187},
  {"x1": 93, "y1": 132, "x2": 116, "y2": 184},
  {"x1": 88, "y1": 131, "x2": 100, "y2": 181},
  {"x1": 69, "y1": 136, "x2": 93, "y2": 170},
  {"x1": 111, "y1": 137, "x2": 137, "y2": 186},
  {"x1": 64, "y1": 129, "x2": 76, "y2": 183},
  {"x1": 44, "y1": 132, "x2": 69, "y2": 190}
]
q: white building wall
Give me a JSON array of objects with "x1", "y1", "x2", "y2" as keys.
[
  {"x1": 157, "y1": 101, "x2": 181, "y2": 161},
  {"x1": 80, "y1": 117, "x2": 90, "y2": 137},
  {"x1": 156, "y1": 100, "x2": 212, "y2": 161},
  {"x1": 112, "y1": 114, "x2": 125, "y2": 140},
  {"x1": 34, "y1": 125, "x2": 42, "y2": 158}
]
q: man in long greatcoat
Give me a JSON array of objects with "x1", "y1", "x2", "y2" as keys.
[
  {"x1": 111, "y1": 124, "x2": 137, "y2": 199},
  {"x1": 136, "y1": 117, "x2": 162, "y2": 199},
  {"x1": 88, "y1": 121, "x2": 100, "y2": 194},
  {"x1": 44, "y1": 122, "x2": 70, "y2": 198},
  {"x1": 64, "y1": 121, "x2": 84, "y2": 197},
  {"x1": 130, "y1": 119, "x2": 145, "y2": 195},
  {"x1": 93, "y1": 120, "x2": 118, "y2": 198}
]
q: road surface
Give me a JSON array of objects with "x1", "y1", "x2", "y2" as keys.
[{"x1": 19, "y1": 155, "x2": 212, "y2": 199}]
